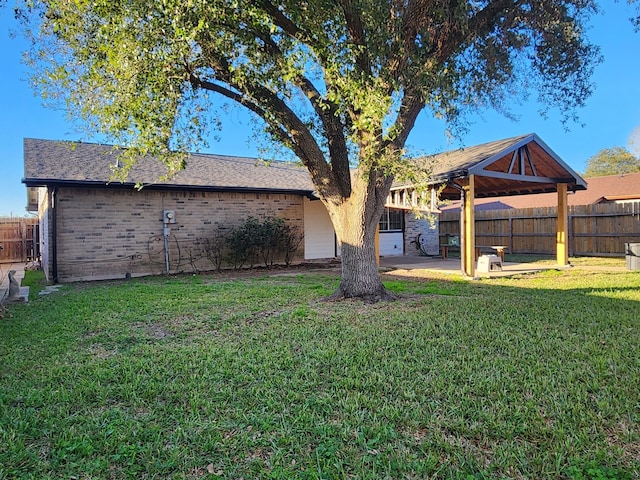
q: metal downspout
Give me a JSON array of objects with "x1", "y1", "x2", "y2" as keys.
[{"x1": 51, "y1": 187, "x2": 58, "y2": 284}]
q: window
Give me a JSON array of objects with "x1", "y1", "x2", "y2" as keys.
[{"x1": 379, "y1": 208, "x2": 403, "y2": 232}]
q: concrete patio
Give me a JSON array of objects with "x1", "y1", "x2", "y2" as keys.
[{"x1": 379, "y1": 255, "x2": 558, "y2": 278}]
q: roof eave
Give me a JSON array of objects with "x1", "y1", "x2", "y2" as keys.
[
  {"x1": 602, "y1": 194, "x2": 640, "y2": 201},
  {"x1": 22, "y1": 178, "x2": 316, "y2": 198}
]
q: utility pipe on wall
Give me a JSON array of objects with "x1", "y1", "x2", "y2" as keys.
[
  {"x1": 162, "y1": 210, "x2": 175, "y2": 274},
  {"x1": 51, "y1": 187, "x2": 58, "y2": 284},
  {"x1": 163, "y1": 224, "x2": 170, "y2": 274}
]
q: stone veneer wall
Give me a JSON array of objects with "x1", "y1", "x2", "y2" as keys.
[
  {"x1": 52, "y1": 187, "x2": 305, "y2": 282},
  {"x1": 403, "y1": 211, "x2": 440, "y2": 256}
]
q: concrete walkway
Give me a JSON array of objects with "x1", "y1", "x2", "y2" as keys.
[{"x1": 0, "y1": 262, "x2": 28, "y2": 303}]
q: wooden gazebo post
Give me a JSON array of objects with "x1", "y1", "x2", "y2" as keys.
[
  {"x1": 557, "y1": 183, "x2": 569, "y2": 266},
  {"x1": 462, "y1": 175, "x2": 476, "y2": 277}
]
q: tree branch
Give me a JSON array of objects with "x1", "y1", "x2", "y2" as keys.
[
  {"x1": 227, "y1": 8, "x2": 353, "y2": 197},
  {"x1": 384, "y1": 0, "x2": 525, "y2": 148},
  {"x1": 246, "y1": 26, "x2": 353, "y2": 196},
  {"x1": 387, "y1": 88, "x2": 424, "y2": 151},
  {"x1": 294, "y1": 74, "x2": 352, "y2": 196},
  {"x1": 187, "y1": 72, "x2": 302, "y2": 154},
  {"x1": 187, "y1": 59, "x2": 343, "y2": 199},
  {"x1": 257, "y1": 0, "x2": 315, "y2": 46},
  {"x1": 432, "y1": 0, "x2": 522, "y2": 62},
  {"x1": 336, "y1": 0, "x2": 372, "y2": 75}
]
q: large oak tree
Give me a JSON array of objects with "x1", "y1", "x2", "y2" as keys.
[{"x1": 18, "y1": 0, "x2": 601, "y2": 299}]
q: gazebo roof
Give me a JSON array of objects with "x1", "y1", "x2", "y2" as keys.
[{"x1": 401, "y1": 133, "x2": 587, "y2": 201}]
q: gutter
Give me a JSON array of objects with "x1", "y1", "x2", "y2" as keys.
[{"x1": 22, "y1": 178, "x2": 317, "y2": 200}]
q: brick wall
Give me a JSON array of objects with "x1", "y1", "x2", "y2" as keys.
[{"x1": 53, "y1": 187, "x2": 305, "y2": 281}]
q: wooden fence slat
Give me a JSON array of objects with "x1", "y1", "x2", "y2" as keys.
[
  {"x1": 0, "y1": 217, "x2": 40, "y2": 263},
  {"x1": 440, "y1": 202, "x2": 640, "y2": 256}
]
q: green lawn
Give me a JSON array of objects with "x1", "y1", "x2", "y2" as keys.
[
  {"x1": 1, "y1": 265, "x2": 639, "y2": 479},
  {"x1": 503, "y1": 254, "x2": 627, "y2": 268}
]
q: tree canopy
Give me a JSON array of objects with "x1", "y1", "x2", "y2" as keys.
[
  {"x1": 16, "y1": 0, "x2": 605, "y2": 298},
  {"x1": 583, "y1": 146, "x2": 640, "y2": 177},
  {"x1": 630, "y1": 0, "x2": 640, "y2": 30},
  {"x1": 19, "y1": 1, "x2": 601, "y2": 177}
]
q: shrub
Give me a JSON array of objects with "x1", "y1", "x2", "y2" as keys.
[
  {"x1": 281, "y1": 223, "x2": 304, "y2": 266},
  {"x1": 226, "y1": 216, "x2": 261, "y2": 269},
  {"x1": 201, "y1": 226, "x2": 228, "y2": 272},
  {"x1": 225, "y1": 215, "x2": 302, "y2": 269}
]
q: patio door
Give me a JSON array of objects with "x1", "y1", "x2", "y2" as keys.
[{"x1": 378, "y1": 208, "x2": 404, "y2": 256}]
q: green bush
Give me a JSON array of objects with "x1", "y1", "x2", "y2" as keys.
[
  {"x1": 200, "y1": 226, "x2": 228, "y2": 272},
  {"x1": 225, "y1": 215, "x2": 302, "y2": 269}
]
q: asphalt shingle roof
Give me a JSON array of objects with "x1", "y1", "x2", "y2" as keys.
[
  {"x1": 427, "y1": 134, "x2": 533, "y2": 178},
  {"x1": 23, "y1": 134, "x2": 590, "y2": 201},
  {"x1": 23, "y1": 138, "x2": 315, "y2": 194}
]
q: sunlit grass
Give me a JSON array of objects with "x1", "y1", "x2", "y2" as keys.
[
  {"x1": 505, "y1": 254, "x2": 627, "y2": 268},
  {"x1": 1, "y1": 266, "x2": 638, "y2": 479}
]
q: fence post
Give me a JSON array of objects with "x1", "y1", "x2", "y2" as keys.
[
  {"x1": 568, "y1": 208, "x2": 574, "y2": 257},
  {"x1": 508, "y1": 215, "x2": 513, "y2": 254},
  {"x1": 20, "y1": 220, "x2": 26, "y2": 261}
]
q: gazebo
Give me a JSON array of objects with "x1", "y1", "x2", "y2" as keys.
[{"x1": 386, "y1": 133, "x2": 587, "y2": 277}]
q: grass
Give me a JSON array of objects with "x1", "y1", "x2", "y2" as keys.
[
  {"x1": 1, "y1": 265, "x2": 639, "y2": 479},
  {"x1": 17, "y1": 269, "x2": 47, "y2": 296},
  {"x1": 442, "y1": 253, "x2": 628, "y2": 268},
  {"x1": 503, "y1": 254, "x2": 627, "y2": 268}
]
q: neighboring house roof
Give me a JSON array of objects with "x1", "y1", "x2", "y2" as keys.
[
  {"x1": 441, "y1": 171, "x2": 640, "y2": 211},
  {"x1": 396, "y1": 133, "x2": 587, "y2": 200},
  {"x1": 580, "y1": 172, "x2": 640, "y2": 203},
  {"x1": 23, "y1": 138, "x2": 315, "y2": 195}
]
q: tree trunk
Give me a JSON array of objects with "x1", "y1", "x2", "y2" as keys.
[{"x1": 323, "y1": 172, "x2": 396, "y2": 302}]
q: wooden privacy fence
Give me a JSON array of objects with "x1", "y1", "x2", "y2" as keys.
[
  {"x1": 439, "y1": 202, "x2": 640, "y2": 257},
  {"x1": 0, "y1": 217, "x2": 39, "y2": 263}
]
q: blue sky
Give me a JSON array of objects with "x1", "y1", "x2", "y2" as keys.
[{"x1": 1, "y1": 2, "x2": 639, "y2": 217}]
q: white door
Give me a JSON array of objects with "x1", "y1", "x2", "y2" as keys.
[
  {"x1": 379, "y1": 232, "x2": 404, "y2": 256},
  {"x1": 303, "y1": 198, "x2": 337, "y2": 259}
]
